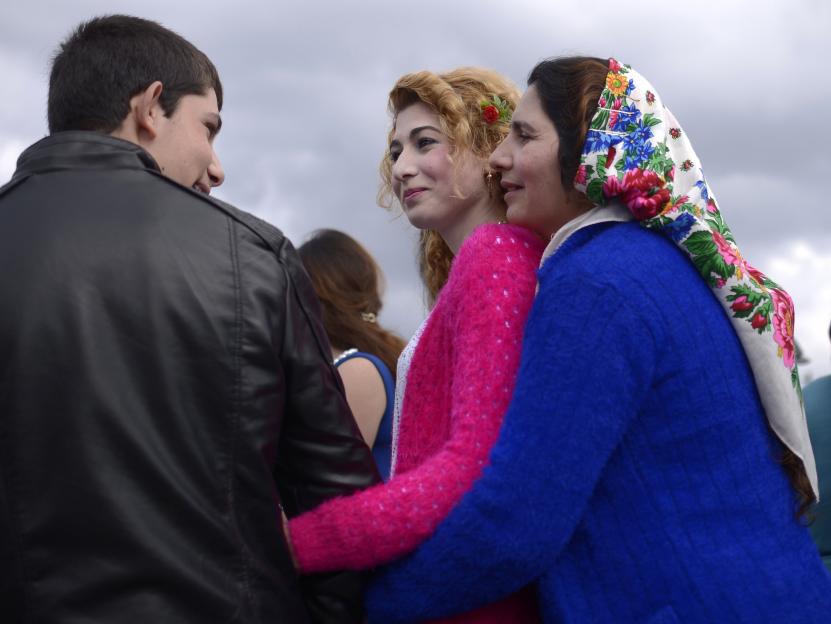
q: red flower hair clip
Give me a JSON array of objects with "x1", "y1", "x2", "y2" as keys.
[{"x1": 480, "y1": 95, "x2": 511, "y2": 126}]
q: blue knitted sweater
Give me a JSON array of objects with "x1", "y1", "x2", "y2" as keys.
[{"x1": 366, "y1": 222, "x2": 831, "y2": 623}]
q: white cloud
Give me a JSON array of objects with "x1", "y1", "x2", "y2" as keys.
[{"x1": 0, "y1": 139, "x2": 28, "y2": 182}]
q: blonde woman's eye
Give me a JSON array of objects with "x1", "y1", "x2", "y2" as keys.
[{"x1": 417, "y1": 137, "x2": 437, "y2": 149}]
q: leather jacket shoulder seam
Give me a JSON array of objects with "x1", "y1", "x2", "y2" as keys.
[
  {"x1": 0, "y1": 175, "x2": 28, "y2": 198},
  {"x1": 225, "y1": 217, "x2": 255, "y2": 608}
]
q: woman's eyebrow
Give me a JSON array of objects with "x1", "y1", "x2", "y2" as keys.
[
  {"x1": 390, "y1": 125, "x2": 442, "y2": 149},
  {"x1": 511, "y1": 120, "x2": 534, "y2": 133},
  {"x1": 409, "y1": 125, "x2": 442, "y2": 138}
]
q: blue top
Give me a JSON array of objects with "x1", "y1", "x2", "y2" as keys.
[
  {"x1": 366, "y1": 222, "x2": 831, "y2": 623},
  {"x1": 805, "y1": 374, "x2": 831, "y2": 572},
  {"x1": 335, "y1": 350, "x2": 394, "y2": 481}
]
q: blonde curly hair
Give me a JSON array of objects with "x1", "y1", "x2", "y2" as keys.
[{"x1": 378, "y1": 67, "x2": 520, "y2": 306}]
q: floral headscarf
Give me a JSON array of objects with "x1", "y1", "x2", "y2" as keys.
[{"x1": 573, "y1": 58, "x2": 818, "y2": 499}]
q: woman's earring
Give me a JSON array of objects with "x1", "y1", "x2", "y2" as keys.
[{"x1": 485, "y1": 170, "x2": 495, "y2": 197}]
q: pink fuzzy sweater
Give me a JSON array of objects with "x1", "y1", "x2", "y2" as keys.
[{"x1": 287, "y1": 224, "x2": 544, "y2": 622}]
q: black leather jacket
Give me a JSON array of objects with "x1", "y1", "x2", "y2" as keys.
[{"x1": 0, "y1": 132, "x2": 381, "y2": 623}]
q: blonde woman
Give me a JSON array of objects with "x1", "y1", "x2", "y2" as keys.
[{"x1": 287, "y1": 68, "x2": 544, "y2": 622}]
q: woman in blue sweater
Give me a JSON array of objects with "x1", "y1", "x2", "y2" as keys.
[{"x1": 365, "y1": 57, "x2": 831, "y2": 623}]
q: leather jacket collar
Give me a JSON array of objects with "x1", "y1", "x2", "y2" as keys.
[{"x1": 13, "y1": 131, "x2": 161, "y2": 181}]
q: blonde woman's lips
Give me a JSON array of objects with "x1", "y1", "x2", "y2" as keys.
[{"x1": 403, "y1": 187, "x2": 427, "y2": 204}]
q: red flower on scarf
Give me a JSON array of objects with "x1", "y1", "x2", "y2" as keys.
[
  {"x1": 669, "y1": 127, "x2": 682, "y2": 139},
  {"x1": 609, "y1": 58, "x2": 622, "y2": 73},
  {"x1": 627, "y1": 188, "x2": 670, "y2": 220},
  {"x1": 730, "y1": 295, "x2": 754, "y2": 313},
  {"x1": 645, "y1": 90, "x2": 655, "y2": 105},
  {"x1": 623, "y1": 168, "x2": 661, "y2": 192},
  {"x1": 602, "y1": 169, "x2": 669, "y2": 220},
  {"x1": 482, "y1": 105, "x2": 500, "y2": 125},
  {"x1": 606, "y1": 146, "x2": 617, "y2": 167},
  {"x1": 751, "y1": 312, "x2": 768, "y2": 330}
]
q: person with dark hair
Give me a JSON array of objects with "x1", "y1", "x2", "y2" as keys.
[
  {"x1": 285, "y1": 68, "x2": 544, "y2": 622},
  {"x1": 805, "y1": 320, "x2": 831, "y2": 572},
  {"x1": 365, "y1": 57, "x2": 831, "y2": 623},
  {"x1": 298, "y1": 229, "x2": 405, "y2": 480},
  {"x1": 0, "y1": 15, "x2": 379, "y2": 624}
]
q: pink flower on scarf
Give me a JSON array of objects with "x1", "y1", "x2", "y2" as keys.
[
  {"x1": 745, "y1": 263, "x2": 767, "y2": 286},
  {"x1": 707, "y1": 199, "x2": 718, "y2": 213},
  {"x1": 602, "y1": 175, "x2": 624, "y2": 198},
  {"x1": 730, "y1": 295, "x2": 753, "y2": 312},
  {"x1": 609, "y1": 58, "x2": 622, "y2": 73},
  {"x1": 609, "y1": 98, "x2": 622, "y2": 130},
  {"x1": 627, "y1": 188, "x2": 671, "y2": 220},
  {"x1": 599, "y1": 96, "x2": 607, "y2": 108},
  {"x1": 575, "y1": 164, "x2": 588, "y2": 186},
  {"x1": 770, "y1": 288, "x2": 796, "y2": 368},
  {"x1": 603, "y1": 168, "x2": 670, "y2": 220},
  {"x1": 712, "y1": 231, "x2": 740, "y2": 266}
]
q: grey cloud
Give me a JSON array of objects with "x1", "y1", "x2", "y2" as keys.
[{"x1": 1, "y1": 0, "x2": 829, "y2": 362}]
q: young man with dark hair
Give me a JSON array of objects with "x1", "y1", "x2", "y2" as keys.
[{"x1": 0, "y1": 15, "x2": 379, "y2": 623}]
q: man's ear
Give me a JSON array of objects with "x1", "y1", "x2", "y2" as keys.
[{"x1": 133, "y1": 81, "x2": 165, "y2": 140}]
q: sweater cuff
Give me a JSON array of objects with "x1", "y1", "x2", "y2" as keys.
[{"x1": 288, "y1": 507, "x2": 351, "y2": 573}]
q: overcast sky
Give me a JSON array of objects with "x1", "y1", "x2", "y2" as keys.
[{"x1": 2, "y1": 0, "x2": 830, "y2": 381}]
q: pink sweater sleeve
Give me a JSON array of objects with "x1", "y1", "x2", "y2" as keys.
[{"x1": 287, "y1": 225, "x2": 544, "y2": 572}]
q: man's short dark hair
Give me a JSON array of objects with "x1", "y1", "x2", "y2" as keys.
[{"x1": 48, "y1": 15, "x2": 223, "y2": 134}]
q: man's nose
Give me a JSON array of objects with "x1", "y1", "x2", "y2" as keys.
[{"x1": 209, "y1": 150, "x2": 225, "y2": 188}]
